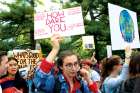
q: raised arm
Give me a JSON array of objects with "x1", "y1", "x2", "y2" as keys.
[
  {"x1": 124, "y1": 46, "x2": 132, "y2": 64},
  {"x1": 46, "y1": 34, "x2": 62, "y2": 62},
  {"x1": 39, "y1": 34, "x2": 62, "y2": 73},
  {"x1": 118, "y1": 46, "x2": 132, "y2": 81},
  {"x1": 33, "y1": 34, "x2": 62, "y2": 92},
  {"x1": 91, "y1": 52, "x2": 97, "y2": 64}
]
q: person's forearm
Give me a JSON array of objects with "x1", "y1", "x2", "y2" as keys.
[
  {"x1": 125, "y1": 52, "x2": 131, "y2": 64},
  {"x1": 124, "y1": 46, "x2": 132, "y2": 64},
  {"x1": 125, "y1": 57, "x2": 130, "y2": 64},
  {"x1": 46, "y1": 47, "x2": 59, "y2": 62}
]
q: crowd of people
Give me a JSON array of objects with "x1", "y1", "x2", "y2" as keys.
[{"x1": 0, "y1": 34, "x2": 140, "y2": 93}]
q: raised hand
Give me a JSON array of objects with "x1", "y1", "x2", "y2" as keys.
[
  {"x1": 51, "y1": 34, "x2": 62, "y2": 50},
  {"x1": 80, "y1": 68, "x2": 92, "y2": 85},
  {"x1": 91, "y1": 52, "x2": 97, "y2": 64}
]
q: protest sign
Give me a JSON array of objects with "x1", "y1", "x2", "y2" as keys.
[
  {"x1": 108, "y1": 3, "x2": 140, "y2": 50},
  {"x1": 106, "y1": 45, "x2": 112, "y2": 58},
  {"x1": 12, "y1": 50, "x2": 40, "y2": 79},
  {"x1": 34, "y1": 6, "x2": 85, "y2": 39},
  {"x1": 82, "y1": 36, "x2": 95, "y2": 49}
]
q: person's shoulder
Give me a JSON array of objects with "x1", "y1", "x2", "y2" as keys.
[
  {"x1": 125, "y1": 77, "x2": 138, "y2": 86},
  {"x1": 90, "y1": 69, "x2": 100, "y2": 75},
  {"x1": 103, "y1": 76, "x2": 119, "y2": 85},
  {"x1": 0, "y1": 77, "x2": 15, "y2": 84},
  {"x1": 120, "y1": 77, "x2": 136, "y2": 90},
  {"x1": 127, "y1": 77, "x2": 138, "y2": 82}
]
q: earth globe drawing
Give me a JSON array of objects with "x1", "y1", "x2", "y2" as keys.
[{"x1": 119, "y1": 10, "x2": 135, "y2": 43}]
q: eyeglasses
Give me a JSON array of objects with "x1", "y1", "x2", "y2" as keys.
[{"x1": 65, "y1": 61, "x2": 79, "y2": 69}]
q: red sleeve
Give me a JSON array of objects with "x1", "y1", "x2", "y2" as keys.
[
  {"x1": 88, "y1": 82, "x2": 98, "y2": 93},
  {"x1": 40, "y1": 59, "x2": 54, "y2": 73}
]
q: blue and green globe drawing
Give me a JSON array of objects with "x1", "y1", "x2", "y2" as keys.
[{"x1": 119, "y1": 10, "x2": 135, "y2": 43}]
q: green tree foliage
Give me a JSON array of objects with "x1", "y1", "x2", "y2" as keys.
[
  {"x1": 69, "y1": 0, "x2": 140, "y2": 60},
  {"x1": 0, "y1": 0, "x2": 34, "y2": 50},
  {"x1": 41, "y1": 0, "x2": 140, "y2": 60},
  {"x1": 0, "y1": 0, "x2": 140, "y2": 60}
]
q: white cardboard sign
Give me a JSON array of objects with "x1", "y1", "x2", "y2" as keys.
[
  {"x1": 82, "y1": 36, "x2": 95, "y2": 49},
  {"x1": 34, "y1": 6, "x2": 85, "y2": 39},
  {"x1": 108, "y1": 3, "x2": 140, "y2": 50},
  {"x1": 106, "y1": 45, "x2": 112, "y2": 58}
]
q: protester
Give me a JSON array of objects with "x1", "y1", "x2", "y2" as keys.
[
  {"x1": 81, "y1": 58, "x2": 101, "y2": 92},
  {"x1": 0, "y1": 57, "x2": 28, "y2": 93},
  {"x1": 33, "y1": 34, "x2": 98, "y2": 93},
  {"x1": 81, "y1": 59, "x2": 101, "y2": 87},
  {"x1": 119, "y1": 53, "x2": 140, "y2": 93},
  {"x1": 0, "y1": 51, "x2": 8, "y2": 93},
  {"x1": 101, "y1": 46, "x2": 132, "y2": 93},
  {"x1": 0, "y1": 51, "x2": 8, "y2": 77}
]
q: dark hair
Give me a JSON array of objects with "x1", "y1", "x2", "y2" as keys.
[
  {"x1": 101, "y1": 55, "x2": 121, "y2": 81},
  {"x1": 0, "y1": 51, "x2": 7, "y2": 63},
  {"x1": 57, "y1": 50, "x2": 80, "y2": 67},
  {"x1": 8, "y1": 57, "x2": 18, "y2": 63},
  {"x1": 129, "y1": 53, "x2": 140, "y2": 78},
  {"x1": 1, "y1": 57, "x2": 28, "y2": 93}
]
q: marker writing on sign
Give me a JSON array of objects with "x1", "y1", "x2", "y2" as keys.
[{"x1": 46, "y1": 11, "x2": 66, "y2": 33}]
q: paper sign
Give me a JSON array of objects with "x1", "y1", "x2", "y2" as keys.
[
  {"x1": 12, "y1": 50, "x2": 40, "y2": 79},
  {"x1": 108, "y1": 3, "x2": 140, "y2": 50},
  {"x1": 106, "y1": 45, "x2": 112, "y2": 58},
  {"x1": 19, "y1": 67, "x2": 29, "y2": 79},
  {"x1": 82, "y1": 36, "x2": 95, "y2": 49},
  {"x1": 34, "y1": 6, "x2": 85, "y2": 39}
]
